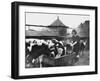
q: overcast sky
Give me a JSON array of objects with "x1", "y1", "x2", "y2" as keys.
[{"x1": 26, "y1": 12, "x2": 90, "y2": 29}]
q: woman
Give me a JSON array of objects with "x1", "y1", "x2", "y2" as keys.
[{"x1": 71, "y1": 30, "x2": 80, "y2": 56}]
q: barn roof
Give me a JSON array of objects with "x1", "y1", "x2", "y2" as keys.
[{"x1": 48, "y1": 16, "x2": 69, "y2": 28}]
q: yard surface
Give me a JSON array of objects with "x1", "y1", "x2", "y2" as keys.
[{"x1": 74, "y1": 50, "x2": 89, "y2": 66}]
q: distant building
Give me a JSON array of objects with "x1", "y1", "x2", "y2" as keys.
[{"x1": 76, "y1": 20, "x2": 89, "y2": 38}]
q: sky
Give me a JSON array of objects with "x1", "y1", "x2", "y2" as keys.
[{"x1": 26, "y1": 12, "x2": 90, "y2": 30}]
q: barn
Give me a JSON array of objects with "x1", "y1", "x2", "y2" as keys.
[{"x1": 25, "y1": 16, "x2": 69, "y2": 40}]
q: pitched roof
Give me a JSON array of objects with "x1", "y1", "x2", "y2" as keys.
[
  {"x1": 49, "y1": 16, "x2": 66, "y2": 27},
  {"x1": 76, "y1": 21, "x2": 89, "y2": 37}
]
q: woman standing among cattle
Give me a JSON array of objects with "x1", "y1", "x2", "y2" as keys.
[{"x1": 71, "y1": 30, "x2": 80, "y2": 57}]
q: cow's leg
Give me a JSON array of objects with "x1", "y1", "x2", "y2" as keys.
[
  {"x1": 32, "y1": 59, "x2": 35, "y2": 63},
  {"x1": 80, "y1": 49, "x2": 84, "y2": 56},
  {"x1": 38, "y1": 55, "x2": 44, "y2": 68}
]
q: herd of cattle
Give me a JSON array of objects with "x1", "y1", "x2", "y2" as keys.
[{"x1": 25, "y1": 38, "x2": 87, "y2": 68}]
